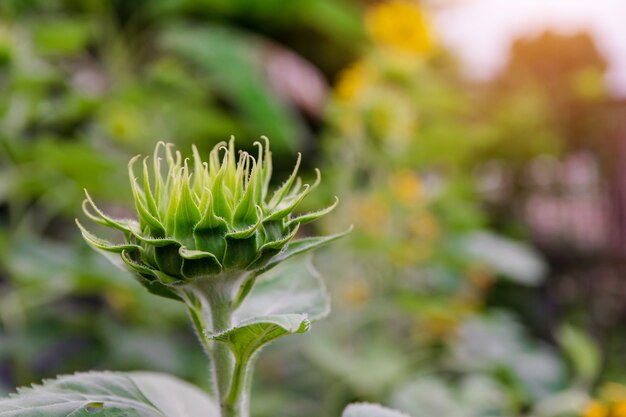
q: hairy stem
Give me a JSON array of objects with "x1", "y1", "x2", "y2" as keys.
[
  {"x1": 189, "y1": 276, "x2": 253, "y2": 417},
  {"x1": 224, "y1": 352, "x2": 256, "y2": 416},
  {"x1": 209, "y1": 297, "x2": 236, "y2": 412},
  {"x1": 181, "y1": 276, "x2": 256, "y2": 417}
]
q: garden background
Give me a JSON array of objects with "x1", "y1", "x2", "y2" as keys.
[{"x1": 1, "y1": 1, "x2": 626, "y2": 416}]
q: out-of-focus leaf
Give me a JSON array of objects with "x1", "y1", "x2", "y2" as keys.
[
  {"x1": 161, "y1": 24, "x2": 306, "y2": 152},
  {"x1": 532, "y1": 388, "x2": 589, "y2": 417},
  {"x1": 305, "y1": 336, "x2": 410, "y2": 396},
  {"x1": 390, "y1": 374, "x2": 508, "y2": 417},
  {"x1": 342, "y1": 403, "x2": 411, "y2": 417},
  {"x1": 558, "y1": 325, "x2": 600, "y2": 384},
  {"x1": 459, "y1": 231, "x2": 547, "y2": 285},
  {"x1": 237, "y1": 256, "x2": 330, "y2": 321},
  {"x1": 449, "y1": 313, "x2": 565, "y2": 401},
  {"x1": 32, "y1": 18, "x2": 91, "y2": 56}
]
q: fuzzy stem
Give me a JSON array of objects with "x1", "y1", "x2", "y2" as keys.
[
  {"x1": 224, "y1": 352, "x2": 256, "y2": 416},
  {"x1": 189, "y1": 276, "x2": 253, "y2": 417},
  {"x1": 208, "y1": 297, "x2": 237, "y2": 415}
]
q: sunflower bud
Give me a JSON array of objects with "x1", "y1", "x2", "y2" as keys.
[{"x1": 77, "y1": 137, "x2": 343, "y2": 300}]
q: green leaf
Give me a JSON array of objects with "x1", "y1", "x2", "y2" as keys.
[
  {"x1": 558, "y1": 325, "x2": 600, "y2": 383},
  {"x1": 459, "y1": 231, "x2": 547, "y2": 286},
  {"x1": 161, "y1": 25, "x2": 305, "y2": 152},
  {"x1": 209, "y1": 256, "x2": 330, "y2": 355},
  {"x1": 342, "y1": 403, "x2": 412, "y2": 417},
  {"x1": 32, "y1": 18, "x2": 91, "y2": 56},
  {"x1": 212, "y1": 314, "x2": 310, "y2": 353},
  {"x1": 200, "y1": 257, "x2": 329, "y2": 410},
  {"x1": 0, "y1": 371, "x2": 218, "y2": 417},
  {"x1": 261, "y1": 226, "x2": 352, "y2": 272},
  {"x1": 237, "y1": 256, "x2": 330, "y2": 321},
  {"x1": 305, "y1": 336, "x2": 411, "y2": 397}
]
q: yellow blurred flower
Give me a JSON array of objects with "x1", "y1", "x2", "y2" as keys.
[
  {"x1": 582, "y1": 401, "x2": 608, "y2": 417},
  {"x1": 335, "y1": 61, "x2": 372, "y2": 102},
  {"x1": 389, "y1": 170, "x2": 424, "y2": 206},
  {"x1": 466, "y1": 263, "x2": 494, "y2": 291},
  {"x1": 571, "y1": 67, "x2": 605, "y2": 101},
  {"x1": 102, "y1": 106, "x2": 144, "y2": 143},
  {"x1": 421, "y1": 312, "x2": 458, "y2": 339},
  {"x1": 352, "y1": 194, "x2": 390, "y2": 236},
  {"x1": 613, "y1": 401, "x2": 626, "y2": 417},
  {"x1": 365, "y1": 89, "x2": 418, "y2": 150},
  {"x1": 390, "y1": 241, "x2": 432, "y2": 266},
  {"x1": 408, "y1": 212, "x2": 440, "y2": 241},
  {"x1": 366, "y1": 0, "x2": 434, "y2": 56},
  {"x1": 601, "y1": 383, "x2": 626, "y2": 403},
  {"x1": 104, "y1": 288, "x2": 136, "y2": 315},
  {"x1": 342, "y1": 278, "x2": 372, "y2": 308}
]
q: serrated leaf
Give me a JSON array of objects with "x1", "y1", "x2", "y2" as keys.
[
  {"x1": 0, "y1": 371, "x2": 218, "y2": 417},
  {"x1": 342, "y1": 403, "x2": 412, "y2": 417}
]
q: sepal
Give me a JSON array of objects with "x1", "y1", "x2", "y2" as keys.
[
  {"x1": 179, "y1": 247, "x2": 223, "y2": 278},
  {"x1": 82, "y1": 190, "x2": 137, "y2": 233},
  {"x1": 120, "y1": 250, "x2": 182, "y2": 299},
  {"x1": 261, "y1": 225, "x2": 353, "y2": 273},
  {"x1": 75, "y1": 220, "x2": 141, "y2": 253},
  {"x1": 286, "y1": 196, "x2": 339, "y2": 228}
]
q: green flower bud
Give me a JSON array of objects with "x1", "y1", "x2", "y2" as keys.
[{"x1": 77, "y1": 137, "x2": 345, "y2": 300}]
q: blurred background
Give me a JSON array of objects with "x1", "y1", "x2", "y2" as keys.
[{"x1": 1, "y1": 0, "x2": 625, "y2": 416}]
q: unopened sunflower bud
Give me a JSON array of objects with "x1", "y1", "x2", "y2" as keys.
[{"x1": 77, "y1": 137, "x2": 345, "y2": 299}]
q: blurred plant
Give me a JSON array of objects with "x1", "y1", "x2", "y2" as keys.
[
  {"x1": 0, "y1": 0, "x2": 362, "y2": 396},
  {"x1": 365, "y1": 0, "x2": 434, "y2": 56},
  {"x1": 306, "y1": 2, "x2": 587, "y2": 416},
  {"x1": 583, "y1": 383, "x2": 626, "y2": 417},
  {"x1": 0, "y1": 139, "x2": 386, "y2": 417}
]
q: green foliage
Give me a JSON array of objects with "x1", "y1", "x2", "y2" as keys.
[
  {"x1": 558, "y1": 325, "x2": 601, "y2": 385},
  {"x1": 0, "y1": 1, "x2": 615, "y2": 417},
  {"x1": 161, "y1": 26, "x2": 306, "y2": 152},
  {"x1": 72, "y1": 140, "x2": 345, "y2": 417}
]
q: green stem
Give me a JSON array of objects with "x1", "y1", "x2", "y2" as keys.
[
  {"x1": 209, "y1": 296, "x2": 236, "y2": 413},
  {"x1": 224, "y1": 353, "x2": 253, "y2": 415},
  {"x1": 185, "y1": 275, "x2": 255, "y2": 417}
]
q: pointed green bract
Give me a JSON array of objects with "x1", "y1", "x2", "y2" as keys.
[{"x1": 78, "y1": 137, "x2": 343, "y2": 296}]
